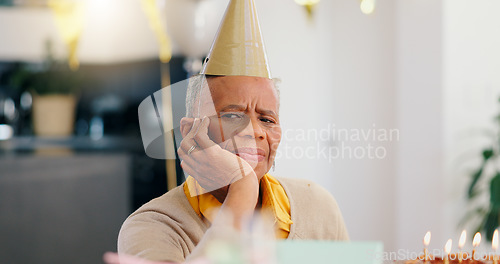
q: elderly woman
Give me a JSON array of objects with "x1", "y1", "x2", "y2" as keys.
[
  {"x1": 117, "y1": 73, "x2": 348, "y2": 262},
  {"x1": 116, "y1": 0, "x2": 348, "y2": 263}
]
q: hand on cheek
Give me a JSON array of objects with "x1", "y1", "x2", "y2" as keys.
[{"x1": 177, "y1": 117, "x2": 257, "y2": 194}]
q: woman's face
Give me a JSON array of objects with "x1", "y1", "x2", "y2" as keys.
[{"x1": 199, "y1": 76, "x2": 282, "y2": 179}]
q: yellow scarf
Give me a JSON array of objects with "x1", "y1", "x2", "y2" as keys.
[{"x1": 183, "y1": 173, "x2": 293, "y2": 239}]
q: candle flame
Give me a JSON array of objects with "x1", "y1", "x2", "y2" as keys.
[
  {"x1": 493, "y1": 230, "x2": 499, "y2": 251},
  {"x1": 473, "y1": 232, "x2": 481, "y2": 247},
  {"x1": 445, "y1": 239, "x2": 452, "y2": 254},
  {"x1": 424, "y1": 231, "x2": 431, "y2": 246},
  {"x1": 459, "y1": 230, "x2": 467, "y2": 249}
]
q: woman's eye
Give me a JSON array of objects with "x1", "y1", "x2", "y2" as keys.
[
  {"x1": 222, "y1": 113, "x2": 243, "y2": 119},
  {"x1": 260, "y1": 117, "x2": 276, "y2": 124}
]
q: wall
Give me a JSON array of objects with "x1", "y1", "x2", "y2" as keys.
[
  {"x1": 395, "y1": 0, "x2": 500, "y2": 253},
  {"x1": 395, "y1": 0, "x2": 445, "y2": 252},
  {"x1": 261, "y1": 0, "x2": 500, "y2": 253},
  {"x1": 258, "y1": 0, "x2": 398, "y2": 251},
  {"x1": 443, "y1": 0, "x2": 500, "y2": 252}
]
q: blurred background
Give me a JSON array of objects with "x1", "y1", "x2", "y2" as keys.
[{"x1": 1, "y1": 0, "x2": 500, "y2": 263}]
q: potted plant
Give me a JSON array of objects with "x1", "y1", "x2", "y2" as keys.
[
  {"x1": 463, "y1": 97, "x2": 500, "y2": 241},
  {"x1": 28, "y1": 60, "x2": 82, "y2": 137},
  {"x1": 5, "y1": 40, "x2": 84, "y2": 137}
]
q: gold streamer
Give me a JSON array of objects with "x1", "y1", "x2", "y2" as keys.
[
  {"x1": 48, "y1": 0, "x2": 85, "y2": 70},
  {"x1": 141, "y1": 0, "x2": 176, "y2": 190},
  {"x1": 140, "y1": 0, "x2": 172, "y2": 63}
]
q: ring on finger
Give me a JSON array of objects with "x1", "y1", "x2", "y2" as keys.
[{"x1": 187, "y1": 145, "x2": 197, "y2": 155}]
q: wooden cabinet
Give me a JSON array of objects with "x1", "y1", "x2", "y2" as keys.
[{"x1": 0, "y1": 153, "x2": 130, "y2": 264}]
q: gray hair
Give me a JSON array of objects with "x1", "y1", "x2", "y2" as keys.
[{"x1": 185, "y1": 75, "x2": 281, "y2": 118}]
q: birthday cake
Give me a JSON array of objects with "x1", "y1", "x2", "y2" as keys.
[
  {"x1": 403, "y1": 256, "x2": 488, "y2": 264},
  {"x1": 399, "y1": 231, "x2": 497, "y2": 264}
]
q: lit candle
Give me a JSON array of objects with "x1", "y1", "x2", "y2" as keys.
[
  {"x1": 458, "y1": 230, "x2": 466, "y2": 263},
  {"x1": 444, "y1": 239, "x2": 452, "y2": 264},
  {"x1": 493, "y1": 230, "x2": 498, "y2": 264},
  {"x1": 472, "y1": 232, "x2": 481, "y2": 260},
  {"x1": 423, "y1": 231, "x2": 431, "y2": 262}
]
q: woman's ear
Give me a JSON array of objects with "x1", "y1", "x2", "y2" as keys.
[{"x1": 180, "y1": 117, "x2": 195, "y2": 138}]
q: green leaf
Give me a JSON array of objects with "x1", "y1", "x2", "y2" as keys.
[
  {"x1": 484, "y1": 208, "x2": 499, "y2": 241},
  {"x1": 491, "y1": 173, "x2": 500, "y2": 210},
  {"x1": 483, "y1": 149, "x2": 494, "y2": 160},
  {"x1": 468, "y1": 166, "x2": 484, "y2": 199},
  {"x1": 469, "y1": 187, "x2": 483, "y2": 200}
]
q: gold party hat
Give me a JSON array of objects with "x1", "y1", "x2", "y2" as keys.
[{"x1": 200, "y1": 0, "x2": 271, "y2": 79}]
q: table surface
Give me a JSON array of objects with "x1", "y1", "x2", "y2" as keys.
[{"x1": 0, "y1": 135, "x2": 143, "y2": 153}]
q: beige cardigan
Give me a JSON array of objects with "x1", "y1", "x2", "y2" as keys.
[{"x1": 117, "y1": 177, "x2": 349, "y2": 262}]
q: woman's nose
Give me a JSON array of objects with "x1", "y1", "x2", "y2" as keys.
[{"x1": 237, "y1": 117, "x2": 265, "y2": 139}]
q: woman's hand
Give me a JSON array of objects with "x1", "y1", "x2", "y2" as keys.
[
  {"x1": 177, "y1": 116, "x2": 256, "y2": 193},
  {"x1": 178, "y1": 116, "x2": 260, "y2": 229}
]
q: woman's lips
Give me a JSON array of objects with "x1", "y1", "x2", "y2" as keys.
[{"x1": 235, "y1": 148, "x2": 265, "y2": 162}]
